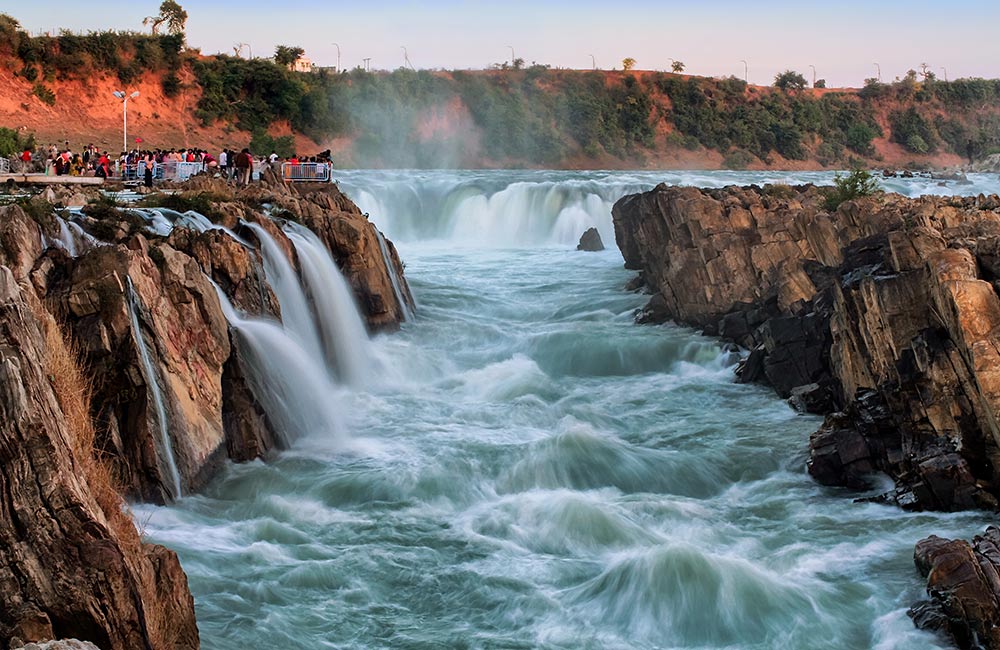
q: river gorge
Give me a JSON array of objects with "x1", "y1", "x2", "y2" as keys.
[{"x1": 113, "y1": 169, "x2": 1000, "y2": 649}]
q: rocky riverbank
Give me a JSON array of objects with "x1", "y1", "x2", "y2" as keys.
[
  {"x1": 0, "y1": 173, "x2": 413, "y2": 648},
  {"x1": 612, "y1": 182, "x2": 1000, "y2": 649}
]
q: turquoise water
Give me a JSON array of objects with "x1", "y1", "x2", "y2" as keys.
[{"x1": 137, "y1": 170, "x2": 999, "y2": 649}]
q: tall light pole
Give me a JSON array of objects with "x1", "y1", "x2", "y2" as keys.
[
  {"x1": 590, "y1": 54, "x2": 597, "y2": 70},
  {"x1": 401, "y1": 46, "x2": 413, "y2": 70},
  {"x1": 740, "y1": 59, "x2": 748, "y2": 83},
  {"x1": 809, "y1": 64, "x2": 816, "y2": 87},
  {"x1": 235, "y1": 42, "x2": 252, "y2": 59},
  {"x1": 507, "y1": 45, "x2": 515, "y2": 65},
  {"x1": 331, "y1": 42, "x2": 341, "y2": 72},
  {"x1": 941, "y1": 66, "x2": 948, "y2": 82},
  {"x1": 112, "y1": 90, "x2": 139, "y2": 152},
  {"x1": 873, "y1": 62, "x2": 881, "y2": 82},
  {"x1": 363, "y1": 57, "x2": 372, "y2": 72}
]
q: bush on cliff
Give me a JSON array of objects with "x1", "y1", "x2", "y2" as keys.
[{"x1": 822, "y1": 169, "x2": 881, "y2": 211}]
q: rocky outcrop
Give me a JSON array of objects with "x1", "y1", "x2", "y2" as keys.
[
  {"x1": 912, "y1": 528, "x2": 1000, "y2": 650},
  {"x1": 577, "y1": 227, "x2": 605, "y2": 251},
  {"x1": 613, "y1": 185, "x2": 1000, "y2": 512},
  {"x1": 0, "y1": 264, "x2": 199, "y2": 648}
]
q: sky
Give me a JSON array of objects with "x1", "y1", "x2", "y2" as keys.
[{"x1": 5, "y1": 0, "x2": 1000, "y2": 87}]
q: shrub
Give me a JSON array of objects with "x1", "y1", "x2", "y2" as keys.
[
  {"x1": 905, "y1": 134, "x2": 929, "y2": 154},
  {"x1": 0, "y1": 127, "x2": 34, "y2": 157},
  {"x1": 890, "y1": 107, "x2": 936, "y2": 153},
  {"x1": 774, "y1": 70, "x2": 808, "y2": 91},
  {"x1": 722, "y1": 149, "x2": 755, "y2": 169},
  {"x1": 32, "y1": 82, "x2": 55, "y2": 105},
  {"x1": 822, "y1": 169, "x2": 881, "y2": 211}
]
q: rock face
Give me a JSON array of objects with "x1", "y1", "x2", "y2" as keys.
[
  {"x1": 912, "y1": 528, "x2": 1000, "y2": 650},
  {"x1": 577, "y1": 227, "x2": 605, "y2": 251},
  {"x1": 0, "y1": 175, "x2": 415, "y2": 648},
  {"x1": 614, "y1": 184, "x2": 1000, "y2": 512},
  {"x1": 0, "y1": 265, "x2": 199, "y2": 648}
]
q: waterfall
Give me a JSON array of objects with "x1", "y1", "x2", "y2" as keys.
[
  {"x1": 374, "y1": 229, "x2": 414, "y2": 322},
  {"x1": 213, "y1": 285, "x2": 346, "y2": 444},
  {"x1": 243, "y1": 222, "x2": 326, "y2": 364},
  {"x1": 282, "y1": 222, "x2": 371, "y2": 387},
  {"x1": 125, "y1": 276, "x2": 183, "y2": 500},
  {"x1": 49, "y1": 217, "x2": 101, "y2": 257}
]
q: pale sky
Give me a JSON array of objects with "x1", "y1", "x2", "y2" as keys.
[{"x1": 6, "y1": 0, "x2": 1000, "y2": 87}]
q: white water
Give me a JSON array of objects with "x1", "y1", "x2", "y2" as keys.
[
  {"x1": 125, "y1": 276, "x2": 182, "y2": 501},
  {"x1": 213, "y1": 286, "x2": 347, "y2": 446},
  {"x1": 49, "y1": 216, "x2": 100, "y2": 257},
  {"x1": 336, "y1": 169, "x2": 1000, "y2": 247},
  {"x1": 136, "y1": 169, "x2": 1000, "y2": 649},
  {"x1": 282, "y1": 222, "x2": 371, "y2": 387},
  {"x1": 374, "y1": 228, "x2": 415, "y2": 322},
  {"x1": 244, "y1": 222, "x2": 327, "y2": 365}
]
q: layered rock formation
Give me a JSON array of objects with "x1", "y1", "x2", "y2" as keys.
[
  {"x1": 613, "y1": 183, "x2": 1000, "y2": 648},
  {"x1": 0, "y1": 175, "x2": 414, "y2": 646},
  {"x1": 614, "y1": 184, "x2": 1000, "y2": 511}
]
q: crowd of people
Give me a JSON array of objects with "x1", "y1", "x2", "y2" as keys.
[{"x1": 11, "y1": 142, "x2": 334, "y2": 187}]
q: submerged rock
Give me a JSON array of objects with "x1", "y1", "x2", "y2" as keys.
[{"x1": 577, "y1": 227, "x2": 605, "y2": 251}]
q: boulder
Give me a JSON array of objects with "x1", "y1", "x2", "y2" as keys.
[{"x1": 577, "y1": 227, "x2": 604, "y2": 251}]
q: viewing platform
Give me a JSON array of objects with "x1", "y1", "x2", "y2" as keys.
[{"x1": 0, "y1": 174, "x2": 105, "y2": 186}]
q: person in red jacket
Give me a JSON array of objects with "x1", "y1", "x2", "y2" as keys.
[{"x1": 19, "y1": 148, "x2": 33, "y2": 173}]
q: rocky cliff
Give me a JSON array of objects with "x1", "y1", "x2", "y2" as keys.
[
  {"x1": 614, "y1": 183, "x2": 1000, "y2": 648},
  {"x1": 0, "y1": 176, "x2": 413, "y2": 647}
]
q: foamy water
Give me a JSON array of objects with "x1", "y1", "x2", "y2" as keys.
[{"x1": 135, "y1": 170, "x2": 1000, "y2": 649}]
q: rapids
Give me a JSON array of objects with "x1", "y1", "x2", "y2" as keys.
[{"x1": 136, "y1": 170, "x2": 1000, "y2": 649}]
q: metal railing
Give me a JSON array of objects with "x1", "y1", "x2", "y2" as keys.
[
  {"x1": 117, "y1": 161, "x2": 206, "y2": 182},
  {"x1": 281, "y1": 162, "x2": 332, "y2": 182},
  {"x1": 0, "y1": 158, "x2": 10, "y2": 174}
]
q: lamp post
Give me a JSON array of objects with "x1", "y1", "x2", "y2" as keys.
[
  {"x1": 401, "y1": 46, "x2": 413, "y2": 70},
  {"x1": 590, "y1": 54, "x2": 597, "y2": 70},
  {"x1": 873, "y1": 62, "x2": 881, "y2": 82},
  {"x1": 332, "y1": 42, "x2": 341, "y2": 72},
  {"x1": 941, "y1": 66, "x2": 948, "y2": 82},
  {"x1": 507, "y1": 45, "x2": 515, "y2": 65},
  {"x1": 112, "y1": 90, "x2": 139, "y2": 153},
  {"x1": 740, "y1": 59, "x2": 748, "y2": 83},
  {"x1": 809, "y1": 64, "x2": 816, "y2": 87}
]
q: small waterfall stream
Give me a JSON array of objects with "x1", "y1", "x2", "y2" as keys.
[
  {"x1": 282, "y1": 222, "x2": 372, "y2": 386},
  {"x1": 125, "y1": 276, "x2": 183, "y2": 500},
  {"x1": 374, "y1": 229, "x2": 414, "y2": 322}
]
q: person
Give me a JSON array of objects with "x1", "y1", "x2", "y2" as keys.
[
  {"x1": 235, "y1": 147, "x2": 252, "y2": 185},
  {"x1": 218, "y1": 149, "x2": 228, "y2": 178},
  {"x1": 143, "y1": 153, "x2": 155, "y2": 188},
  {"x1": 967, "y1": 140, "x2": 976, "y2": 166},
  {"x1": 19, "y1": 147, "x2": 32, "y2": 173}
]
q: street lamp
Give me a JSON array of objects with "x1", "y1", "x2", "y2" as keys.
[
  {"x1": 740, "y1": 59, "x2": 748, "y2": 83},
  {"x1": 873, "y1": 62, "x2": 881, "y2": 82},
  {"x1": 507, "y1": 45, "x2": 515, "y2": 65},
  {"x1": 401, "y1": 46, "x2": 413, "y2": 70},
  {"x1": 112, "y1": 90, "x2": 139, "y2": 153},
  {"x1": 332, "y1": 42, "x2": 341, "y2": 72},
  {"x1": 809, "y1": 64, "x2": 816, "y2": 87},
  {"x1": 941, "y1": 66, "x2": 948, "y2": 82},
  {"x1": 590, "y1": 54, "x2": 597, "y2": 70}
]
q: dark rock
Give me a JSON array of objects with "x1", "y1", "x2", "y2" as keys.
[{"x1": 577, "y1": 227, "x2": 605, "y2": 251}]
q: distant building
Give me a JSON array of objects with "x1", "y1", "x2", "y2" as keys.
[{"x1": 290, "y1": 55, "x2": 313, "y2": 73}]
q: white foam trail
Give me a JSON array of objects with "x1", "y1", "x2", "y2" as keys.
[
  {"x1": 244, "y1": 222, "x2": 326, "y2": 365},
  {"x1": 282, "y1": 222, "x2": 371, "y2": 387},
  {"x1": 213, "y1": 285, "x2": 346, "y2": 444},
  {"x1": 125, "y1": 276, "x2": 182, "y2": 500},
  {"x1": 49, "y1": 217, "x2": 101, "y2": 257},
  {"x1": 374, "y1": 229, "x2": 414, "y2": 321}
]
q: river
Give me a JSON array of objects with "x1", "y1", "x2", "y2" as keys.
[{"x1": 136, "y1": 169, "x2": 1000, "y2": 649}]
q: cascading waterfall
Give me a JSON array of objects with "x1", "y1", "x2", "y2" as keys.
[
  {"x1": 212, "y1": 284, "x2": 346, "y2": 444},
  {"x1": 244, "y1": 222, "x2": 327, "y2": 364},
  {"x1": 374, "y1": 229, "x2": 414, "y2": 322},
  {"x1": 282, "y1": 222, "x2": 372, "y2": 386},
  {"x1": 49, "y1": 216, "x2": 101, "y2": 257},
  {"x1": 125, "y1": 276, "x2": 182, "y2": 500}
]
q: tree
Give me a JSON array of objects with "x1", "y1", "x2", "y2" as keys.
[
  {"x1": 512, "y1": 57, "x2": 524, "y2": 70},
  {"x1": 814, "y1": 79, "x2": 827, "y2": 89},
  {"x1": 773, "y1": 70, "x2": 807, "y2": 91},
  {"x1": 143, "y1": 1, "x2": 187, "y2": 36},
  {"x1": 622, "y1": 57, "x2": 636, "y2": 71},
  {"x1": 671, "y1": 60, "x2": 685, "y2": 73},
  {"x1": 274, "y1": 45, "x2": 305, "y2": 67}
]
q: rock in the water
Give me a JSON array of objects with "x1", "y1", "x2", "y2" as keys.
[
  {"x1": 12, "y1": 640, "x2": 103, "y2": 650},
  {"x1": 613, "y1": 184, "x2": 1000, "y2": 511},
  {"x1": 912, "y1": 528, "x2": 1000, "y2": 649},
  {"x1": 577, "y1": 227, "x2": 604, "y2": 251}
]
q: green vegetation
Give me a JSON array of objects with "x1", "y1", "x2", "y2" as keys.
[
  {"x1": 249, "y1": 130, "x2": 295, "y2": 158},
  {"x1": 822, "y1": 169, "x2": 881, "y2": 211},
  {"x1": 274, "y1": 45, "x2": 305, "y2": 67},
  {"x1": 774, "y1": 70, "x2": 808, "y2": 92},
  {"x1": 32, "y1": 83, "x2": 55, "y2": 105},
  {"x1": 143, "y1": 1, "x2": 187, "y2": 37},
  {"x1": 0, "y1": 127, "x2": 35, "y2": 157},
  {"x1": 139, "y1": 192, "x2": 227, "y2": 223}
]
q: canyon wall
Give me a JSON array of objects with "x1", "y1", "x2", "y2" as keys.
[{"x1": 0, "y1": 177, "x2": 413, "y2": 647}]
